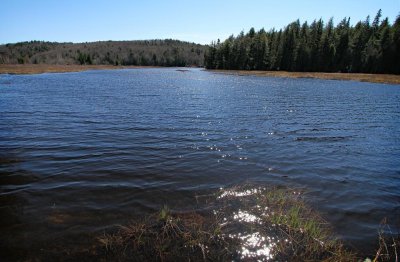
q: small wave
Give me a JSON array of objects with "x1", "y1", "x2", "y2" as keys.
[{"x1": 295, "y1": 136, "x2": 349, "y2": 142}]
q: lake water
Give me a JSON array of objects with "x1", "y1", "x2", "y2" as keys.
[{"x1": 1, "y1": 68, "x2": 399, "y2": 259}]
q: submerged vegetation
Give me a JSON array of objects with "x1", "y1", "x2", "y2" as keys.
[
  {"x1": 98, "y1": 186, "x2": 362, "y2": 261},
  {"x1": 205, "y1": 10, "x2": 400, "y2": 74},
  {"x1": 372, "y1": 219, "x2": 400, "y2": 262},
  {"x1": 96, "y1": 186, "x2": 400, "y2": 261}
]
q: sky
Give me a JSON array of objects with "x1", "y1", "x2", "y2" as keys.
[{"x1": 1, "y1": 0, "x2": 399, "y2": 45}]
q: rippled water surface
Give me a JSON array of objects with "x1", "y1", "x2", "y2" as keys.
[{"x1": 1, "y1": 68, "x2": 399, "y2": 259}]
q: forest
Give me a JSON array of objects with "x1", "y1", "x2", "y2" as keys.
[
  {"x1": 205, "y1": 10, "x2": 400, "y2": 74},
  {"x1": 0, "y1": 39, "x2": 206, "y2": 67}
]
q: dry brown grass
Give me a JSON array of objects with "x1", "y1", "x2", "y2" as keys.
[
  {"x1": 371, "y1": 218, "x2": 400, "y2": 262},
  {"x1": 97, "y1": 186, "x2": 358, "y2": 261},
  {"x1": 0, "y1": 64, "x2": 156, "y2": 75},
  {"x1": 216, "y1": 186, "x2": 357, "y2": 262},
  {"x1": 2, "y1": 65, "x2": 398, "y2": 85},
  {"x1": 97, "y1": 207, "x2": 236, "y2": 261},
  {"x1": 211, "y1": 69, "x2": 400, "y2": 85},
  {"x1": 10, "y1": 185, "x2": 393, "y2": 261}
]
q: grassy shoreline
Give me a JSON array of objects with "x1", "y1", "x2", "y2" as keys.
[
  {"x1": 210, "y1": 69, "x2": 400, "y2": 85},
  {"x1": 98, "y1": 186, "x2": 357, "y2": 261},
  {"x1": 1, "y1": 64, "x2": 400, "y2": 85},
  {"x1": 0, "y1": 64, "x2": 158, "y2": 75},
  {"x1": 97, "y1": 186, "x2": 399, "y2": 261}
]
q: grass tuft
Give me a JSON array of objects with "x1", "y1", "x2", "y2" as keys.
[
  {"x1": 158, "y1": 205, "x2": 170, "y2": 222},
  {"x1": 370, "y1": 218, "x2": 399, "y2": 262},
  {"x1": 97, "y1": 210, "x2": 236, "y2": 261},
  {"x1": 97, "y1": 185, "x2": 363, "y2": 261}
]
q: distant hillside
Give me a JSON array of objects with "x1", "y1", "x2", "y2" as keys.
[{"x1": 0, "y1": 39, "x2": 207, "y2": 67}]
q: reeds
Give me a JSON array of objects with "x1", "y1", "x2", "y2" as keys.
[
  {"x1": 371, "y1": 218, "x2": 399, "y2": 262},
  {"x1": 98, "y1": 185, "x2": 362, "y2": 261},
  {"x1": 98, "y1": 207, "x2": 236, "y2": 261}
]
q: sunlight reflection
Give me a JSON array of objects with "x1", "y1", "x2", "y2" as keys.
[
  {"x1": 216, "y1": 187, "x2": 281, "y2": 261},
  {"x1": 233, "y1": 210, "x2": 261, "y2": 223},
  {"x1": 218, "y1": 188, "x2": 260, "y2": 199}
]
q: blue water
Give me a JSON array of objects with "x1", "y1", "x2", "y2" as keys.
[{"x1": 0, "y1": 68, "x2": 399, "y2": 258}]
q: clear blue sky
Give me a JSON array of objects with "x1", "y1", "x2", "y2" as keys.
[{"x1": 1, "y1": 0, "x2": 399, "y2": 45}]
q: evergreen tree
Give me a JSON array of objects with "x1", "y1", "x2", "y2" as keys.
[
  {"x1": 204, "y1": 11, "x2": 400, "y2": 74},
  {"x1": 334, "y1": 18, "x2": 350, "y2": 72},
  {"x1": 391, "y1": 15, "x2": 400, "y2": 73}
]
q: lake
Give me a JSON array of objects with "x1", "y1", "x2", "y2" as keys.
[{"x1": 0, "y1": 68, "x2": 399, "y2": 259}]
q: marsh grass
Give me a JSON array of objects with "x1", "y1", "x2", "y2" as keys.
[
  {"x1": 256, "y1": 188, "x2": 354, "y2": 261},
  {"x1": 211, "y1": 69, "x2": 400, "y2": 85},
  {"x1": 215, "y1": 186, "x2": 357, "y2": 261},
  {"x1": 370, "y1": 218, "x2": 399, "y2": 262},
  {"x1": 0, "y1": 64, "x2": 155, "y2": 75},
  {"x1": 98, "y1": 209, "x2": 237, "y2": 261},
  {"x1": 98, "y1": 185, "x2": 362, "y2": 261}
]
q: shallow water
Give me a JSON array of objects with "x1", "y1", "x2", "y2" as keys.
[{"x1": 0, "y1": 68, "x2": 399, "y2": 259}]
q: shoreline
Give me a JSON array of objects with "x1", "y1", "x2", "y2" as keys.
[
  {"x1": 209, "y1": 69, "x2": 400, "y2": 85},
  {"x1": 1, "y1": 64, "x2": 400, "y2": 85},
  {"x1": 0, "y1": 64, "x2": 159, "y2": 75}
]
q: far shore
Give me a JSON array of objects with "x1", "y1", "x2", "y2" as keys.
[
  {"x1": 210, "y1": 69, "x2": 400, "y2": 85},
  {"x1": 1, "y1": 64, "x2": 400, "y2": 85},
  {"x1": 0, "y1": 64, "x2": 158, "y2": 75}
]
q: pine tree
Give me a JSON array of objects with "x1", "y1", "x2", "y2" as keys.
[
  {"x1": 391, "y1": 15, "x2": 400, "y2": 73},
  {"x1": 334, "y1": 17, "x2": 350, "y2": 72},
  {"x1": 205, "y1": 11, "x2": 400, "y2": 74}
]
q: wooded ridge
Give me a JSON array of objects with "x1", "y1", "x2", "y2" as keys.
[
  {"x1": 0, "y1": 39, "x2": 206, "y2": 67},
  {"x1": 2, "y1": 11, "x2": 399, "y2": 74}
]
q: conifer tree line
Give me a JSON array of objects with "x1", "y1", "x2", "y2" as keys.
[{"x1": 205, "y1": 10, "x2": 400, "y2": 74}]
